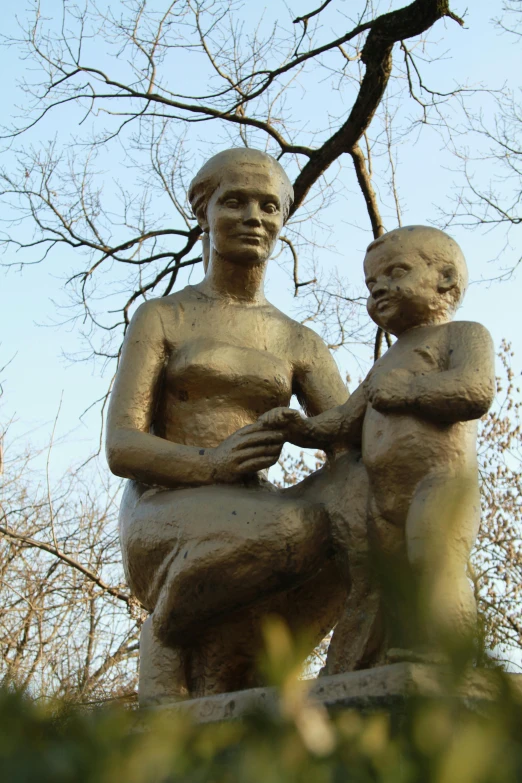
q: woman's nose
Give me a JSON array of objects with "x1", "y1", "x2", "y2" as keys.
[{"x1": 243, "y1": 201, "x2": 262, "y2": 225}]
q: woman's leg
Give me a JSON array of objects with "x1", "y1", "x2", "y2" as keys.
[
  {"x1": 151, "y1": 485, "x2": 333, "y2": 645},
  {"x1": 122, "y1": 447, "x2": 373, "y2": 699},
  {"x1": 120, "y1": 480, "x2": 337, "y2": 640},
  {"x1": 121, "y1": 479, "x2": 346, "y2": 699},
  {"x1": 138, "y1": 616, "x2": 188, "y2": 706}
]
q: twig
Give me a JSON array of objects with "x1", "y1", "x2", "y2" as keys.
[
  {"x1": 46, "y1": 394, "x2": 63, "y2": 551},
  {"x1": 0, "y1": 523, "x2": 131, "y2": 605},
  {"x1": 294, "y1": 0, "x2": 335, "y2": 27},
  {"x1": 280, "y1": 235, "x2": 316, "y2": 296}
]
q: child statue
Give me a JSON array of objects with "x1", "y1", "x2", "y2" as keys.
[{"x1": 260, "y1": 226, "x2": 496, "y2": 662}]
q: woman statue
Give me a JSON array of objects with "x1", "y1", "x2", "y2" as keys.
[{"x1": 106, "y1": 148, "x2": 372, "y2": 703}]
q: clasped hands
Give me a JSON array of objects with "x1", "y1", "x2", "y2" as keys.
[
  {"x1": 209, "y1": 408, "x2": 311, "y2": 483},
  {"x1": 209, "y1": 369, "x2": 416, "y2": 482},
  {"x1": 256, "y1": 367, "x2": 416, "y2": 435}
]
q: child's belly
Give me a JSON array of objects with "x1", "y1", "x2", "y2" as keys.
[{"x1": 362, "y1": 406, "x2": 474, "y2": 524}]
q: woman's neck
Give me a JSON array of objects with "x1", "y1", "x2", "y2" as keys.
[{"x1": 198, "y1": 251, "x2": 268, "y2": 304}]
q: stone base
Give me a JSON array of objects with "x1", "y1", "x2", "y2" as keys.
[{"x1": 141, "y1": 663, "x2": 522, "y2": 725}]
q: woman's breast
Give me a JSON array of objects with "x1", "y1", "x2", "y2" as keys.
[{"x1": 156, "y1": 338, "x2": 293, "y2": 443}]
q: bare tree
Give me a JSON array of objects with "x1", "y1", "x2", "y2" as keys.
[
  {"x1": 0, "y1": 0, "x2": 468, "y2": 387},
  {"x1": 473, "y1": 341, "x2": 522, "y2": 664},
  {"x1": 0, "y1": 438, "x2": 142, "y2": 703},
  {"x1": 440, "y1": 3, "x2": 522, "y2": 277},
  {"x1": 4, "y1": 1, "x2": 522, "y2": 698}
]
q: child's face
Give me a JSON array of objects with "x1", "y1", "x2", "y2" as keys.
[{"x1": 364, "y1": 238, "x2": 450, "y2": 335}]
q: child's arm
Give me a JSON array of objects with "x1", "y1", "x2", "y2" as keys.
[
  {"x1": 259, "y1": 382, "x2": 367, "y2": 450},
  {"x1": 413, "y1": 322, "x2": 495, "y2": 421},
  {"x1": 369, "y1": 322, "x2": 495, "y2": 422}
]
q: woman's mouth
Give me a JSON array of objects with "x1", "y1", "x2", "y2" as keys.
[{"x1": 236, "y1": 233, "x2": 263, "y2": 244}]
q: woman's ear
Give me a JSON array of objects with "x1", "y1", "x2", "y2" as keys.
[
  {"x1": 437, "y1": 263, "x2": 458, "y2": 294},
  {"x1": 201, "y1": 232, "x2": 210, "y2": 272},
  {"x1": 198, "y1": 212, "x2": 209, "y2": 233}
]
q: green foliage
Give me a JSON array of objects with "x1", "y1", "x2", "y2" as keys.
[{"x1": 2, "y1": 672, "x2": 522, "y2": 783}]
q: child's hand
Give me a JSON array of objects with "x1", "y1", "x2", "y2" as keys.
[
  {"x1": 366, "y1": 368, "x2": 414, "y2": 412},
  {"x1": 258, "y1": 407, "x2": 304, "y2": 431}
]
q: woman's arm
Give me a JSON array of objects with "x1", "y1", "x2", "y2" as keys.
[
  {"x1": 292, "y1": 325, "x2": 349, "y2": 416},
  {"x1": 106, "y1": 300, "x2": 212, "y2": 486},
  {"x1": 288, "y1": 324, "x2": 362, "y2": 455},
  {"x1": 106, "y1": 301, "x2": 285, "y2": 487}
]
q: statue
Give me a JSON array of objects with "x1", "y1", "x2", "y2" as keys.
[
  {"x1": 107, "y1": 144, "x2": 494, "y2": 702},
  {"x1": 260, "y1": 226, "x2": 496, "y2": 662},
  {"x1": 105, "y1": 148, "x2": 371, "y2": 703}
]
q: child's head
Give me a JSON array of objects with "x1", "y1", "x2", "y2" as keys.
[{"x1": 363, "y1": 226, "x2": 468, "y2": 336}]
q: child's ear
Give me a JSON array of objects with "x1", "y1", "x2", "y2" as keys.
[{"x1": 437, "y1": 263, "x2": 458, "y2": 294}]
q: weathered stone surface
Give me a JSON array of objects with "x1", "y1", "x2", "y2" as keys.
[
  {"x1": 107, "y1": 145, "x2": 497, "y2": 704},
  {"x1": 140, "y1": 664, "x2": 522, "y2": 725}
]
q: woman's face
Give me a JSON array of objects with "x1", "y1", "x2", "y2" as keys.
[{"x1": 204, "y1": 164, "x2": 285, "y2": 265}]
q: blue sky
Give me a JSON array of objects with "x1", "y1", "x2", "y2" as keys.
[{"x1": 0, "y1": 0, "x2": 521, "y2": 478}]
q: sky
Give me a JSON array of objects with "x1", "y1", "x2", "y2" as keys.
[{"x1": 0, "y1": 0, "x2": 521, "y2": 480}]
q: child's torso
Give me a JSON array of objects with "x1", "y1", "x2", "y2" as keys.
[{"x1": 362, "y1": 324, "x2": 477, "y2": 523}]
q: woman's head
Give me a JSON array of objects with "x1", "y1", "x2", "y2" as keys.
[
  {"x1": 189, "y1": 148, "x2": 293, "y2": 268},
  {"x1": 189, "y1": 148, "x2": 293, "y2": 225}
]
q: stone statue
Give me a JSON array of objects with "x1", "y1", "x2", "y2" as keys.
[
  {"x1": 105, "y1": 148, "x2": 371, "y2": 703},
  {"x1": 260, "y1": 226, "x2": 496, "y2": 662}
]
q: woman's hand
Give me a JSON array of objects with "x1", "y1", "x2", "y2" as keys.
[{"x1": 208, "y1": 422, "x2": 286, "y2": 483}]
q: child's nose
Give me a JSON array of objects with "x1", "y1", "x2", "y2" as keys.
[{"x1": 372, "y1": 279, "x2": 389, "y2": 299}]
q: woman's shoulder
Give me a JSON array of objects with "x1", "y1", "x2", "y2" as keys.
[
  {"x1": 129, "y1": 286, "x2": 202, "y2": 329},
  {"x1": 265, "y1": 302, "x2": 330, "y2": 360}
]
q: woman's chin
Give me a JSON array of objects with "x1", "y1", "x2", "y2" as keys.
[{"x1": 226, "y1": 248, "x2": 269, "y2": 265}]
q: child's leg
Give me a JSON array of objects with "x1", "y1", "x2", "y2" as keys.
[
  {"x1": 405, "y1": 470, "x2": 481, "y2": 655},
  {"x1": 366, "y1": 497, "x2": 413, "y2": 653}
]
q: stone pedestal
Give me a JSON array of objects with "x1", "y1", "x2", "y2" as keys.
[{"x1": 141, "y1": 663, "x2": 522, "y2": 724}]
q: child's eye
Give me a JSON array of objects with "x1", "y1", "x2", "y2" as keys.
[
  {"x1": 263, "y1": 202, "x2": 279, "y2": 214},
  {"x1": 391, "y1": 266, "x2": 408, "y2": 278},
  {"x1": 224, "y1": 199, "x2": 240, "y2": 208}
]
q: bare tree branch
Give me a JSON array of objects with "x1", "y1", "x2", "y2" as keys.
[{"x1": 0, "y1": 524, "x2": 131, "y2": 605}]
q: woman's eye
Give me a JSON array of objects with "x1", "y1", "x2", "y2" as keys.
[{"x1": 225, "y1": 199, "x2": 240, "y2": 208}]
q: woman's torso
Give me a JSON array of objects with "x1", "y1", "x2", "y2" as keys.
[{"x1": 153, "y1": 285, "x2": 297, "y2": 447}]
